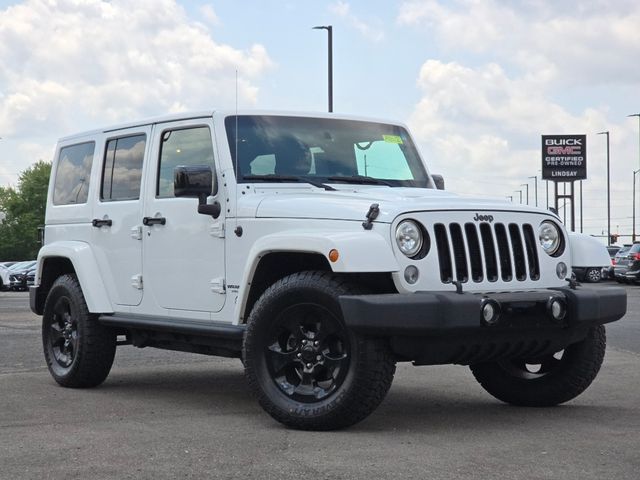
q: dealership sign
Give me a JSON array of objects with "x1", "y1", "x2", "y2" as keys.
[{"x1": 541, "y1": 134, "x2": 587, "y2": 181}]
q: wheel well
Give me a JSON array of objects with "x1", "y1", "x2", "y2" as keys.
[
  {"x1": 242, "y1": 252, "x2": 396, "y2": 323},
  {"x1": 33, "y1": 257, "x2": 75, "y2": 315}
]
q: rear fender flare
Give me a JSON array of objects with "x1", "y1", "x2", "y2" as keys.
[{"x1": 36, "y1": 241, "x2": 113, "y2": 313}]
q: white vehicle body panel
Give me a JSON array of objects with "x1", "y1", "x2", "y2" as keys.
[
  {"x1": 569, "y1": 232, "x2": 611, "y2": 268},
  {"x1": 139, "y1": 117, "x2": 226, "y2": 318},
  {"x1": 90, "y1": 126, "x2": 151, "y2": 307}
]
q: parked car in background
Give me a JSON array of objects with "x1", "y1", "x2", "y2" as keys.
[
  {"x1": 1, "y1": 262, "x2": 26, "y2": 291},
  {"x1": 614, "y1": 243, "x2": 640, "y2": 284},
  {"x1": 0, "y1": 266, "x2": 8, "y2": 291},
  {"x1": 569, "y1": 233, "x2": 611, "y2": 283},
  {"x1": 0, "y1": 262, "x2": 19, "y2": 290},
  {"x1": 2, "y1": 261, "x2": 36, "y2": 291},
  {"x1": 603, "y1": 245, "x2": 622, "y2": 280},
  {"x1": 9, "y1": 263, "x2": 37, "y2": 291}
]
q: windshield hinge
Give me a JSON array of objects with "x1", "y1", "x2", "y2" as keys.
[
  {"x1": 362, "y1": 203, "x2": 380, "y2": 230},
  {"x1": 210, "y1": 277, "x2": 226, "y2": 294}
]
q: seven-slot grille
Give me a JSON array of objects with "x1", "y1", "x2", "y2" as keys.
[{"x1": 433, "y1": 222, "x2": 540, "y2": 284}]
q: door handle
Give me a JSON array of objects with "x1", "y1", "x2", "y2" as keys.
[
  {"x1": 92, "y1": 218, "x2": 113, "y2": 228},
  {"x1": 143, "y1": 216, "x2": 167, "y2": 226}
]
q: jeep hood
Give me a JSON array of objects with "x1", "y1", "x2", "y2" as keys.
[{"x1": 242, "y1": 187, "x2": 548, "y2": 223}]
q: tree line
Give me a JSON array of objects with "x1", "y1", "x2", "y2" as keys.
[{"x1": 0, "y1": 161, "x2": 51, "y2": 261}]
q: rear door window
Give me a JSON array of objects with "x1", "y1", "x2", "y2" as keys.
[
  {"x1": 101, "y1": 134, "x2": 146, "y2": 201},
  {"x1": 53, "y1": 142, "x2": 95, "y2": 205}
]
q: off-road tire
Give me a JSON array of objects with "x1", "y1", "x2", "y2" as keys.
[
  {"x1": 42, "y1": 274, "x2": 116, "y2": 388},
  {"x1": 470, "y1": 325, "x2": 606, "y2": 407},
  {"x1": 243, "y1": 271, "x2": 396, "y2": 430}
]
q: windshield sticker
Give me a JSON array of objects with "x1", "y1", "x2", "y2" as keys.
[{"x1": 383, "y1": 135, "x2": 403, "y2": 144}]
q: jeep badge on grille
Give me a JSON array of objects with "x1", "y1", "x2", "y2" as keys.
[{"x1": 473, "y1": 213, "x2": 494, "y2": 222}]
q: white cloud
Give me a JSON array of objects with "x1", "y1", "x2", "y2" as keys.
[
  {"x1": 200, "y1": 4, "x2": 220, "y2": 27},
  {"x1": 398, "y1": 0, "x2": 640, "y2": 87},
  {"x1": 329, "y1": 1, "x2": 384, "y2": 43},
  {"x1": 0, "y1": 0, "x2": 274, "y2": 185}
]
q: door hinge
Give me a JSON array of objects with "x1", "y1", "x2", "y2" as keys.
[
  {"x1": 130, "y1": 225, "x2": 143, "y2": 240},
  {"x1": 209, "y1": 223, "x2": 225, "y2": 238},
  {"x1": 131, "y1": 274, "x2": 143, "y2": 290},
  {"x1": 210, "y1": 277, "x2": 226, "y2": 294}
]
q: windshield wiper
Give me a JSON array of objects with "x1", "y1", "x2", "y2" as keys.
[
  {"x1": 327, "y1": 175, "x2": 393, "y2": 186},
  {"x1": 242, "y1": 174, "x2": 336, "y2": 191}
]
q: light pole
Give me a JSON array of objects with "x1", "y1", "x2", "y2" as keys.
[
  {"x1": 634, "y1": 169, "x2": 640, "y2": 242},
  {"x1": 313, "y1": 25, "x2": 333, "y2": 113},
  {"x1": 629, "y1": 113, "x2": 640, "y2": 168},
  {"x1": 546, "y1": 180, "x2": 549, "y2": 209},
  {"x1": 597, "y1": 131, "x2": 611, "y2": 246},
  {"x1": 520, "y1": 183, "x2": 529, "y2": 205},
  {"x1": 630, "y1": 114, "x2": 640, "y2": 242},
  {"x1": 579, "y1": 180, "x2": 583, "y2": 233},
  {"x1": 515, "y1": 190, "x2": 522, "y2": 204},
  {"x1": 528, "y1": 175, "x2": 538, "y2": 207}
]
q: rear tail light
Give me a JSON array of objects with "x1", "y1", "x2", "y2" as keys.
[
  {"x1": 634, "y1": 253, "x2": 640, "y2": 261},
  {"x1": 611, "y1": 259, "x2": 616, "y2": 265}
]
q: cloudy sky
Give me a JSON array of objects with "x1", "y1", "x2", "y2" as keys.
[{"x1": 1, "y1": 0, "x2": 639, "y2": 240}]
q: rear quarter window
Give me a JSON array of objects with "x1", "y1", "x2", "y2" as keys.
[{"x1": 53, "y1": 142, "x2": 95, "y2": 205}]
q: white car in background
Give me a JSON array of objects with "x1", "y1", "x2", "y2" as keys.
[
  {"x1": 1, "y1": 261, "x2": 35, "y2": 291},
  {"x1": 569, "y1": 233, "x2": 612, "y2": 283}
]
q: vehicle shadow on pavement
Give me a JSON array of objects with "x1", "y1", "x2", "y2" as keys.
[
  {"x1": 362, "y1": 387, "x2": 629, "y2": 433},
  {"x1": 54, "y1": 363, "x2": 625, "y2": 434}
]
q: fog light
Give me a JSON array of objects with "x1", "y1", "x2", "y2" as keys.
[
  {"x1": 547, "y1": 297, "x2": 567, "y2": 322},
  {"x1": 556, "y1": 262, "x2": 568, "y2": 279},
  {"x1": 480, "y1": 299, "x2": 501, "y2": 326},
  {"x1": 404, "y1": 265, "x2": 420, "y2": 284}
]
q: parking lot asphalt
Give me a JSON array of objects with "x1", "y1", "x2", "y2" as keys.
[{"x1": 0, "y1": 284, "x2": 638, "y2": 480}]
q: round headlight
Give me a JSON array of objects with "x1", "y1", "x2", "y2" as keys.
[
  {"x1": 396, "y1": 220, "x2": 423, "y2": 257},
  {"x1": 539, "y1": 221, "x2": 562, "y2": 256}
]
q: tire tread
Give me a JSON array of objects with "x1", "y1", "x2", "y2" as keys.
[
  {"x1": 43, "y1": 274, "x2": 116, "y2": 388},
  {"x1": 470, "y1": 325, "x2": 606, "y2": 407},
  {"x1": 244, "y1": 271, "x2": 396, "y2": 430}
]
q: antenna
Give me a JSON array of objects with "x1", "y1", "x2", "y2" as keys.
[{"x1": 233, "y1": 70, "x2": 242, "y2": 236}]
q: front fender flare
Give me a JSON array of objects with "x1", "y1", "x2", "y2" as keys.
[{"x1": 235, "y1": 230, "x2": 399, "y2": 323}]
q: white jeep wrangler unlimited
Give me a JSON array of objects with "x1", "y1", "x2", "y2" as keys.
[{"x1": 31, "y1": 111, "x2": 626, "y2": 430}]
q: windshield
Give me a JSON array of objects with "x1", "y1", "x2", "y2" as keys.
[{"x1": 225, "y1": 115, "x2": 430, "y2": 188}]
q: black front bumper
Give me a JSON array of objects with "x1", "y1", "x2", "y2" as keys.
[{"x1": 339, "y1": 286, "x2": 626, "y2": 365}]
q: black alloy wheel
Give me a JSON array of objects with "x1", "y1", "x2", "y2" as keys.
[
  {"x1": 47, "y1": 295, "x2": 78, "y2": 369},
  {"x1": 265, "y1": 303, "x2": 350, "y2": 402},
  {"x1": 497, "y1": 351, "x2": 565, "y2": 380},
  {"x1": 42, "y1": 274, "x2": 116, "y2": 388}
]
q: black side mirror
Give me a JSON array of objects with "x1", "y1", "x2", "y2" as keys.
[
  {"x1": 431, "y1": 174, "x2": 445, "y2": 190},
  {"x1": 174, "y1": 165, "x2": 220, "y2": 218}
]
